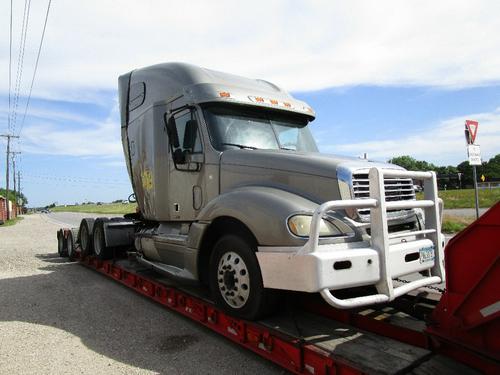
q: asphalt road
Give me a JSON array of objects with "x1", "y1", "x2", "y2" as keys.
[
  {"x1": 0, "y1": 214, "x2": 283, "y2": 375},
  {"x1": 41, "y1": 211, "x2": 123, "y2": 228}
]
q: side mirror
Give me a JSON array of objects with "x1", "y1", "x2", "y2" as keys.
[
  {"x1": 183, "y1": 119, "x2": 198, "y2": 151},
  {"x1": 166, "y1": 116, "x2": 180, "y2": 148},
  {"x1": 173, "y1": 148, "x2": 186, "y2": 164}
]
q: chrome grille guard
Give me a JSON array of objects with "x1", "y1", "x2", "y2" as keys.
[{"x1": 299, "y1": 167, "x2": 445, "y2": 309}]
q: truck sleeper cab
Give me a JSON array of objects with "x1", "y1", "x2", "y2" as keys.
[{"x1": 101, "y1": 62, "x2": 445, "y2": 320}]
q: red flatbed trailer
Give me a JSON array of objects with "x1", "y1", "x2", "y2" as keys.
[{"x1": 58, "y1": 203, "x2": 500, "y2": 374}]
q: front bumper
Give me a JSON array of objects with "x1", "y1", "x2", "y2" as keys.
[
  {"x1": 257, "y1": 238, "x2": 436, "y2": 293},
  {"x1": 256, "y1": 167, "x2": 445, "y2": 309}
]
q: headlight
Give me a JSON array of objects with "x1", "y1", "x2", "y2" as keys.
[{"x1": 288, "y1": 215, "x2": 342, "y2": 237}]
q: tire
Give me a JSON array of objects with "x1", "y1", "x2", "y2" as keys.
[
  {"x1": 66, "y1": 228, "x2": 79, "y2": 261},
  {"x1": 93, "y1": 219, "x2": 113, "y2": 260},
  {"x1": 79, "y1": 218, "x2": 95, "y2": 257},
  {"x1": 209, "y1": 234, "x2": 276, "y2": 320},
  {"x1": 57, "y1": 229, "x2": 68, "y2": 257}
]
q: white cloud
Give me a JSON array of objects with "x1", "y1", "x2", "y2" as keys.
[
  {"x1": 19, "y1": 102, "x2": 122, "y2": 158},
  {"x1": 1, "y1": 0, "x2": 500, "y2": 101},
  {"x1": 330, "y1": 108, "x2": 500, "y2": 165}
]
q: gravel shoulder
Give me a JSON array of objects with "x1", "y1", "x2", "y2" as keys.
[{"x1": 0, "y1": 214, "x2": 282, "y2": 375}]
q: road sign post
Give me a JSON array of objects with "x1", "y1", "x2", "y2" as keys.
[{"x1": 465, "y1": 120, "x2": 480, "y2": 219}]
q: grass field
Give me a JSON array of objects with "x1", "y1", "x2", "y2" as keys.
[
  {"x1": 441, "y1": 215, "x2": 474, "y2": 233},
  {"x1": 0, "y1": 216, "x2": 24, "y2": 227},
  {"x1": 417, "y1": 188, "x2": 500, "y2": 209},
  {"x1": 51, "y1": 203, "x2": 137, "y2": 214}
]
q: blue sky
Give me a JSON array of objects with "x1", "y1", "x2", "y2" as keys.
[{"x1": 1, "y1": 1, "x2": 500, "y2": 207}]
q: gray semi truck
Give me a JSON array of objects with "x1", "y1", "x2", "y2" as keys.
[{"x1": 75, "y1": 63, "x2": 445, "y2": 320}]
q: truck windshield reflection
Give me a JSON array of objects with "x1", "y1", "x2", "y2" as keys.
[{"x1": 202, "y1": 104, "x2": 319, "y2": 152}]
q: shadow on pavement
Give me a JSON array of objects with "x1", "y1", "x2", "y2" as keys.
[{"x1": 0, "y1": 253, "x2": 281, "y2": 374}]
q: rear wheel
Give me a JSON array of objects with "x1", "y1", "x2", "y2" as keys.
[
  {"x1": 66, "y1": 228, "x2": 78, "y2": 261},
  {"x1": 209, "y1": 234, "x2": 276, "y2": 320},
  {"x1": 79, "y1": 218, "x2": 95, "y2": 257},
  {"x1": 93, "y1": 219, "x2": 113, "y2": 260},
  {"x1": 57, "y1": 229, "x2": 68, "y2": 257}
]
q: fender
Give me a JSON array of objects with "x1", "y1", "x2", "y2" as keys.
[{"x1": 196, "y1": 186, "x2": 320, "y2": 246}]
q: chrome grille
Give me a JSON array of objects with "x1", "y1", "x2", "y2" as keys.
[{"x1": 352, "y1": 172, "x2": 416, "y2": 218}]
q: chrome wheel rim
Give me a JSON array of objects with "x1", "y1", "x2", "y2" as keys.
[{"x1": 217, "y1": 251, "x2": 250, "y2": 309}]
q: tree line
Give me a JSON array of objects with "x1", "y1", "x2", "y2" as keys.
[
  {"x1": 0, "y1": 188, "x2": 28, "y2": 206},
  {"x1": 388, "y1": 154, "x2": 500, "y2": 189}
]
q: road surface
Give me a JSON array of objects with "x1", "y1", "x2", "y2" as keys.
[
  {"x1": 0, "y1": 214, "x2": 282, "y2": 375},
  {"x1": 41, "y1": 211, "x2": 123, "y2": 228}
]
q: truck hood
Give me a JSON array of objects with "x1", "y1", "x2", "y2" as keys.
[{"x1": 220, "y1": 149, "x2": 403, "y2": 178}]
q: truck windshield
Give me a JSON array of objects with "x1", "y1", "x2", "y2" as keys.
[{"x1": 202, "y1": 105, "x2": 318, "y2": 152}]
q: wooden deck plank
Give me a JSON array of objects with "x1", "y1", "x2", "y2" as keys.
[
  {"x1": 409, "y1": 355, "x2": 480, "y2": 375},
  {"x1": 262, "y1": 311, "x2": 430, "y2": 375}
]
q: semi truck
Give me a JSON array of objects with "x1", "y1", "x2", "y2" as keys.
[{"x1": 71, "y1": 62, "x2": 445, "y2": 320}]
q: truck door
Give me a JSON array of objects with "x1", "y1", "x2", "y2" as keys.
[{"x1": 167, "y1": 107, "x2": 205, "y2": 221}]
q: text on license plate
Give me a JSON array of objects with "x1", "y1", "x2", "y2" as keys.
[{"x1": 419, "y1": 246, "x2": 435, "y2": 263}]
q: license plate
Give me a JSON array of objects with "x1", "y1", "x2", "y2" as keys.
[{"x1": 419, "y1": 246, "x2": 435, "y2": 263}]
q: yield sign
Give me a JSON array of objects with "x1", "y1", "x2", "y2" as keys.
[{"x1": 465, "y1": 120, "x2": 479, "y2": 144}]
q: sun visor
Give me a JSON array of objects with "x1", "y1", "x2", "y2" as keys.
[{"x1": 185, "y1": 83, "x2": 315, "y2": 120}]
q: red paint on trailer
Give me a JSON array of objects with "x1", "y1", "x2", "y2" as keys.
[{"x1": 427, "y1": 202, "x2": 500, "y2": 374}]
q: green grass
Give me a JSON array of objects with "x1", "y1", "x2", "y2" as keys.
[
  {"x1": 0, "y1": 216, "x2": 24, "y2": 227},
  {"x1": 417, "y1": 188, "x2": 500, "y2": 209},
  {"x1": 441, "y1": 214, "x2": 474, "y2": 234},
  {"x1": 51, "y1": 203, "x2": 137, "y2": 215}
]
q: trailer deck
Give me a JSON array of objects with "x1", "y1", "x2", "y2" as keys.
[
  {"x1": 73, "y1": 254, "x2": 475, "y2": 374},
  {"x1": 57, "y1": 202, "x2": 499, "y2": 374}
]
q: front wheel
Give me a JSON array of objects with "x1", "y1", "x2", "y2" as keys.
[{"x1": 209, "y1": 234, "x2": 276, "y2": 320}]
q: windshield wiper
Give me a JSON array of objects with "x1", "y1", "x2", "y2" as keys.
[{"x1": 221, "y1": 142, "x2": 258, "y2": 150}]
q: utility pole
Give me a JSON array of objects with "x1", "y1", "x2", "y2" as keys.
[
  {"x1": 18, "y1": 171, "x2": 21, "y2": 211},
  {"x1": 0, "y1": 134, "x2": 20, "y2": 220},
  {"x1": 11, "y1": 151, "x2": 21, "y2": 215}
]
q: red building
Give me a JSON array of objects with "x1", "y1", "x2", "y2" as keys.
[{"x1": 0, "y1": 196, "x2": 17, "y2": 223}]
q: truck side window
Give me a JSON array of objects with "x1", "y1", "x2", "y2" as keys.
[
  {"x1": 129, "y1": 82, "x2": 146, "y2": 111},
  {"x1": 173, "y1": 110, "x2": 203, "y2": 153}
]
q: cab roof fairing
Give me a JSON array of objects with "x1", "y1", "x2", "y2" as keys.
[
  {"x1": 183, "y1": 82, "x2": 316, "y2": 120},
  {"x1": 121, "y1": 62, "x2": 316, "y2": 121}
]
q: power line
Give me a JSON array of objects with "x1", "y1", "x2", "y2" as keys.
[
  {"x1": 18, "y1": 0, "x2": 53, "y2": 137},
  {"x1": 10, "y1": 0, "x2": 32, "y2": 135},
  {"x1": 21, "y1": 173, "x2": 131, "y2": 186},
  {"x1": 9, "y1": 0, "x2": 28, "y2": 133},
  {"x1": 8, "y1": 0, "x2": 13, "y2": 133}
]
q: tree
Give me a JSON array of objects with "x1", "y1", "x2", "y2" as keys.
[
  {"x1": 0, "y1": 188, "x2": 28, "y2": 206},
  {"x1": 388, "y1": 156, "x2": 420, "y2": 171},
  {"x1": 389, "y1": 156, "x2": 438, "y2": 172},
  {"x1": 482, "y1": 154, "x2": 500, "y2": 180}
]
